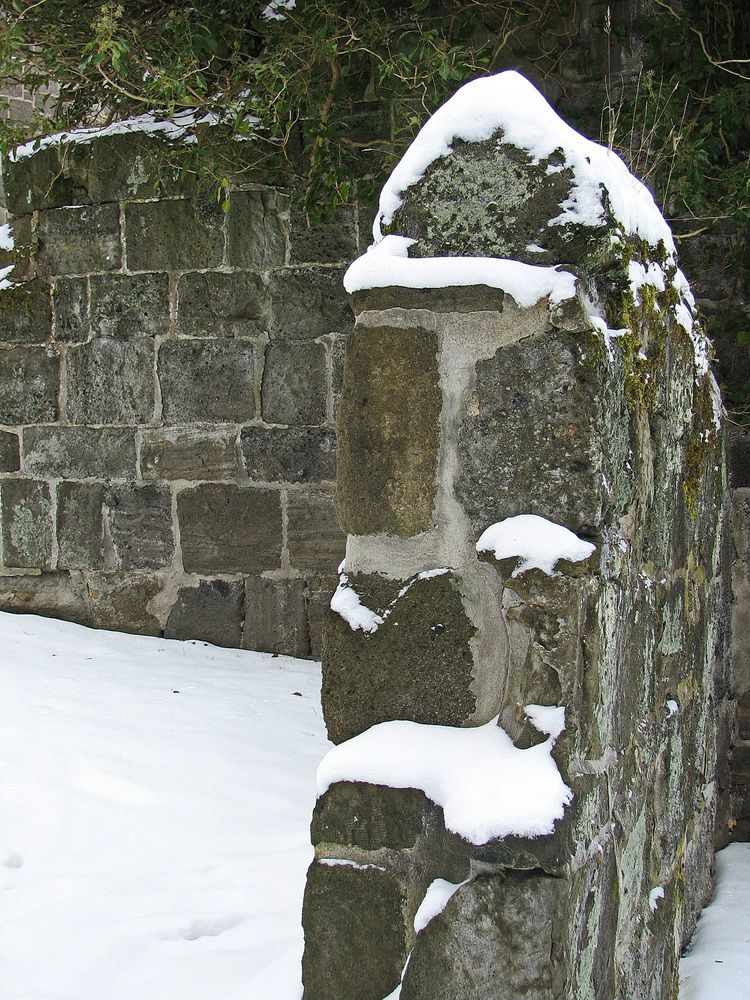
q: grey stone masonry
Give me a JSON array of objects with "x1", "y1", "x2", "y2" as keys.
[{"x1": 0, "y1": 129, "x2": 352, "y2": 651}]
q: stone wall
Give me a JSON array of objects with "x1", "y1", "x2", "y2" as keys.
[{"x1": 0, "y1": 133, "x2": 356, "y2": 654}]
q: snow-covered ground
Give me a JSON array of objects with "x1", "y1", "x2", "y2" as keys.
[
  {"x1": 0, "y1": 611, "x2": 330, "y2": 1000},
  {"x1": 0, "y1": 609, "x2": 745, "y2": 999}
]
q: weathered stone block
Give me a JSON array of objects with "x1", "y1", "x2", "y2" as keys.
[
  {"x1": 336, "y1": 324, "x2": 440, "y2": 537},
  {"x1": 85, "y1": 572, "x2": 162, "y2": 635},
  {"x1": 86, "y1": 132, "x2": 196, "y2": 204},
  {"x1": 401, "y1": 873, "x2": 567, "y2": 1000},
  {"x1": 140, "y1": 427, "x2": 237, "y2": 481},
  {"x1": 2, "y1": 144, "x2": 90, "y2": 215},
  {"x1": 23, "y1": 426, "x2": 136, "y2": 479},
  {"x1": 178, "y1": 484, "x2": 281, "y2": 574},
  {"x1": 301, "y1": 862, "x2": 408, "y2": 1000},
  {"x1": 287, "y1": 491, "x2": 345, "y2": 573},
  {"x1": 331, "y1": 334, "x2": 348, "y2": 418},
  {"x1": 0, "y1": 346, "x2": 59, "y2": 423},
  {"x1": 241, "y1": 426, "x2": 336, "y2": 483},
  {"x1": 165, "y1": 579, "x2": 244, "y2": 648},
  {"x1": 312, "y1": 782, "x2": 434, "y2": 851},
  {"x1": 1, "y1": 215, "x2": 33, "y2": 280},
  {"x1": 0, "y1": 430, "x2": 20, "y2": 472},
  {"x1": 158, "y1": 340, "x2": 254, "y2": 423},
  {"x1": 244, "y1": 576, "x2": 309, "y2": 657},
  {"x1": 305, "y1": 574, "x2": 338, "y2": 660},
  {"x1": 53, "y1": 278, "x2": 88, "y2": 342},
  {"x1": 104, "y1": 484, "x2": 174, "y2": 570},
  {"x1": 124, "y1": 197, "x2": 223, "y2": 271},
  {"x1": 290, "y1": 201, "x2": 358, "y2": 264},
  {"x1": 456, "y1": 328, "x2": 603, "y2": 538},
  {"x1": 0, "y1": 279, "x2": 52, "y2": 344},
  {"x1": 57, "y1": 481, "x2": 105, "y2": 570},
  {"x1": 225, "y1": 189, "x2": 288, "y2": 269},
  {"x1": 37, "y1": 204, "x2": 121, "y2": 275},
  {"x1": 0, "y1": 479, "x2": 52, "y2": 568},
  {"x1": 89, "y1": 273, "x2": 170, "y2": 339},
  {"x1": 269, "y1": 266, "x2": 352, "y2": 340},
  {"x1": 65, "y1": 339, "x2": 154, "y2": 424},
  {"x1": 176, "y1": 271, "x2": 267, "y2": 338},
  {"x1": 0, "y1": 570, "x2": 90, "y2": 625},
  {"x1": 261, "y1": 341, "x2": 327, "y2": 425},
  {"x1": 322, "y1": 571, "x2": 477, "y2": 744}
]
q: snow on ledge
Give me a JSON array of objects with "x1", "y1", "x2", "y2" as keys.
[
  {"x1": 331, "y1": 566, "x2": 450, "y2": 635},
  {"x1": 344, "y1": 234, "x2": 578, "y2": 306},
  {"x1": 374, "y1": 70, "x2": 675, "y2": 253},
  {"x1": 476, "y1": 514, "x2": 595, "y2": 577},
  {"x1": 316, "y1": 714, "x2": 572, "y2": 844},
  {"x1": 413, "y1": 877, "x2": 469, "y2": 933}
]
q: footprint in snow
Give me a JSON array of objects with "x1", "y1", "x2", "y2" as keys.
[
  {"x1": 179, "y1": 912, "x2": 245, "y2": 941},
  {"x1": 2, "y1": 852, "x2": 23, "y2": 869}
]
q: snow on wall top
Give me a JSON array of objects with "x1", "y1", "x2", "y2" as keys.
[
  {"x1": 476, "y1": 514, "x2": 596, "y2": 577},
  {"x1": 374, "y1": 70, "x2": 675, "y2": 254}
]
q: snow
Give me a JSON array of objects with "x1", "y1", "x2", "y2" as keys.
[
  {"x1": 0, "y1": 222, "x2": 14, "y2": 251},
  {"x1": 525, "y1": 703, "x2": 566, "y2": 740},
  {"x1": 413, "y1": 877, "x2": 469, "y2": 933},
  {"x1": 0, "y1": 263, "x2": 14, "y2": 290},
  {"x1": 0, "y1": 610, "x2": 331, "y2": 1000},
  {"x1": 316, "y1": 715, "x2": 573, "y2": 844},
  {"x1": 476, "y1": 514, "x2": 596, "y2": 577},
  {"x1": 343, "y1": 234, "x2": 578, "y2": 305},
  {"x1": 628, "y1": 260, "x2": 666, "y2": 302},
  {"x1": 331, "y1": 566, "x2": 450, "y2": 635},
  {"x1": 649, "y1": 886, "x2": 665, "y2": 912},
  {"x1": 679, "y1": 842, "x2": 750, "y2": 1000},
  {"x1": 10, "y1": 108, "x2": 223, "y2": 161},
  {"x1": 373, "y1": 71, "x2": 675, "y2": 253},
  {"x1": 263, "y1": 0, "x2": 297, "y2": 19},
  {"x1": 666, "y1": 699, "x2": 680, "y2": 717}
]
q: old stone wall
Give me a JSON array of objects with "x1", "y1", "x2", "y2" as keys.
[{"x1": 0, "y1": 133, "x2": 355, "y2": 653}]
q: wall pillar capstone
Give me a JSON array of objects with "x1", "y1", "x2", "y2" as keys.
[{"x1": 302, "y1": 71, "x2": 726, "y2": 1000}]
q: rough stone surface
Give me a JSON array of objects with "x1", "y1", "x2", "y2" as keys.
[
  {"x1": 287, "y1": 490, "x2": 345, "y2": 573},
  {"x1": 159, "y1": 340, "x2": 255, "y2": 424},
  {"x1": 243, "y1": 576, "x2": 309, "y2": 657},
  {"x1": 104, "y1": 484, "x2": 174, "y2": 571},
  {"x1": 261, "y1": 341, "x2": 327, "y2": 425},
  {"x1": 241, "y1": 426, "x2": 336, "y2": 483},
  {"x1": 23, "y1": 426, "x2": 136, "y2": 479},
  {"x1": 178, "y1": 484, "x2": 282, "y2": 574},
  {"x1": 322, "y1": 571, "x2": 477, "y2": 744},
  {"x1": 176, "y1": 271, "x2": 267, "y2": 339},
  {"x1": 290, "y1": 201, "x2": 358, "y2": 265},
  {"x1": 140, "y1": 427, "x2": 237, "y2": 481},
  {"x1": 65, "y1": 339, "x2": 154, "y2": 424},
  {"x1": 37, "y1": 204, "x2": 121, "y2": 275},
  {"x1": 165, "y1": 579, "x2": 244, "y2": 648},
  {"x1": 89, "y1": 273, "x2": 169, "y2": 339},
  {"x1": 225, "y1": 189, "x2": 288, "y2": 269},
  {"x1": 53, "y1": 278, "x2": 88, "y2": 342},
  {"x1": 0, "y1": 430, "x2": 20, "y2": 472},
  {"x1": 336, "y1": 324, "x2": 440, "y2": 538},
  {"x1": 302, "y1": 862, "x2": 408, "y2": 1000},
  {"x1": 0, "y1": 345, "x2": 59, "y2": 423},
  {"x1": 269, "y1": 267, "x2": 352, "y2": 340},
  {"x1": 0, "y1": 478, "x2": 52, "y2": 568},
  {"x1": 312, "y1": 783, "x2": 434, "y2": 851},
  {"x1": 0, "y1": 279, "x2": 52, "y2": 344},
  {"x1": 57, "y1": 481, "x2": 105, "y2": 570},
  {"x1": 85, "y1": 572, "x2": 162, "y2": 635},
  {"x1": 124, "y1": 197, "x2": 223, "y2": 271}
]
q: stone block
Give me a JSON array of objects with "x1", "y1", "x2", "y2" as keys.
[
  {"x1": 261, "y1": 340, "x2": 326, "y2": 425},
  {"x1": 124, "y1": 197, "x2": 224, "y2": 272},
  {"x1": 89, "y1": 273, "x2": 170, "y2": 339},
  {"x1": 164, "y1": 579, "x2": 244, "y2": 648},
  {"x1": 290, "y1": 201, "x2": 358, "y2": 264},
  {"x1": 0, "y1": 279, "x2": 52, "y2": 344},
  {"x1": 243, "y1": 576, "x2": 308, "y2": 657},
  {"x1": 37, "y1": 204, "x2": 121, "y2": 275},
  {"x1": 302, "y1": 861, "x2": 408, "y2": 1000},
  {"x1": 104, "y1": 484, "x2": 174, "y2": 570},
  {"x1": 158, "y1": 340, "x2": 255, "y2": 423},
  {"x1": 57, "y1": 481, "x2": 105, "y2": 570},
  {"x1": 86, "y1": 132, "x2": 196, "y2": 204},
  {"x1": 322, "y1": 571, "x2": 476, "y2": 744},
  {"x1": 336, "y1": 324, "x2": 440, "y2": 538},
  {"x1": 305, "y1": 574, "x2": 337, "y2": 660},
  {"x1": 176, "y1": 271, "x2": 267, "y2": 338},
  {"x1": 140, "y1": 427, "x2": 237, "y2": 481},
  {"x1": 738, "y1": 690, "x2": 750, "y2": 742},
  {"x1": 2, "y1": 144, "x2": 90, "y2": 215},
  {"x1": 65, "y1": 339, "x2": 154, "y2": 424},
  {"x1": 0, "y1": 430, "x2": 20, "y2": 472},
  {"x1": 53, "y1": 278, "x2": 88, "y2": 342},
  {"x1": 85, "y1": 572, "x2": 162, "y2": 635},
  {"x1": 0, "y1": 479, "x2": 52, "y2": 568},
  {"x1": 0, "y1": 215, "x2": 33, "y2": 280},
  {"x1": 0, "y1": 571, "x2": 90, "y2": 626},
  {"x1": 178, "y1": 484, "x2": 281, "y2": 574},
  {"x1": 287, "y1": 491, "x2": 345, "y2": 573},
  {"x1": 312, "y1": 782, "x2": 434, "y2": 851},
  {"x1": 23, "y1": 426, "x2": 136, "y2": 479},
  {"x1": 331, "y1": 334, "x2": 348, "y2": 418},
  {"x1": 401, "y1": 873, "x2": 567, "y2": 1000},
  {"x1": 269, "y1": 266, "x2": 352, "y2": 340},
  {"x1": 240, "y1": 426, "x2": 336, "y2": 483},
  {"x1": 728, "y1": 426, "x2": 750, "y2": 489},
  {"x1": 225, "y1": 189, "x2": 288, "y2": 268},
  {"x1": 0, "y1": 346, "x2": 59, "y2": 424}
]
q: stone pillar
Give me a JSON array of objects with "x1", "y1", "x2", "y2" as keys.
[{"x1": 302, "y1": 72, "x2": 725, "y2": 1000}]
